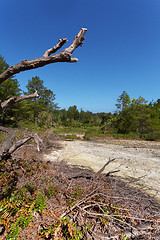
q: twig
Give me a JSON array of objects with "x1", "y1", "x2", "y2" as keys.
[
  {"x1": 60, "y1": 184, "x2": 105, "y2": 218},
  {"x1": 97, "y1": 158, "x2": 116, "y2": 175},
  {"x1": 82, "y1": 210, "x2": 160, "y2": 223}
]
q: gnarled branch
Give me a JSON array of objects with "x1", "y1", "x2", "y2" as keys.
[
  {"x1": 8, "y1": 133, "x2": 43, "y2": 155},
  {"x1": 0, "y1": 28, "x2": 87, "y2": 83},
  {"x1": 0, "y1": 127, "x2": 43, "y2": 160},
  {"x1": 0, "y1": 91, "x2": 39, "y2": 112}
]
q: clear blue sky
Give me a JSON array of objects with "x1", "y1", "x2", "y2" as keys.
[{"x1": 0, "y1": 0, "x2": 160, "y2": 113}]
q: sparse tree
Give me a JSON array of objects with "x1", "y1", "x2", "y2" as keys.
[{"x1": 115, "y1": 91, "x2": 131, "y2": 111}]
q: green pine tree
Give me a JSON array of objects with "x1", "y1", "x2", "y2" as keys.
[
  {"x1": 0, "y1": 55, "x2": 21, "y2": 126},
  {"x1": 24, "y1": 76, "x2": 57, "y2": 126}
]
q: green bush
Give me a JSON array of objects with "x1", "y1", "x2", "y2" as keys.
[{"x1": 62, "y1": 134, "x2": 78, "y2": 140}]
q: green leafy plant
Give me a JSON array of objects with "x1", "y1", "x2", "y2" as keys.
[
  {"x1": 6, "y1": 224, "x2": 19, "y2": 240},
  {"x1": 33, "y1": 192, "x2": 46, "y2": 214},
  {"x1": 0, "y1": 179, "x2": 47, "y2": 239},
  {"x1": 25, "y1": 182, "x2": 36, "y2": 195},
  {"x1": 44, "y1": 185, "x2": 57, "y2": 199}
]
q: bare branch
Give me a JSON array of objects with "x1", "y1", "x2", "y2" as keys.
[
  {"x1": 14, "y1": 90, "x2": 39, "y2": 103},
  {"x1": 0, "y1": 126, "x2": 13, "y2": 135},
  {"x1": 64, "y1": 28, "x2": 87, "y2": 54},
  {"x1": 105, "y1": 169, "x2": 120, "y2": 176},
  {"x1": 0, "y1": 127, "x2": 15, "y2": 160},
  {"x1": 0, "y1": 127, "x2": 43, "y2": 160},
  {"x1": 0, "y1": 28, "x2": 87, "y2": 83},
  {"x1": 43, "y1": 38, "x2": 67, "y2": 57},
  {"x1": 8, "y1": 133, "x2": 43, "y2": 154},
  {"x1": 0, "y1": 91, "x2": 39, "y2": 111},
  {"x1": 97, "y1": 158, "x2": 116, "y2": 175}
]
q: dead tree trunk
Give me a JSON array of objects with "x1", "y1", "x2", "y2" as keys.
[
  {"x1": 0, "y1": 126, "x2": 42, "y2": 160},
  {"x1": 0, "y1": 28, "x2": 87, "y2": 160}
]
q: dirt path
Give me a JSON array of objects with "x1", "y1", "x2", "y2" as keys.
[{"x1": 44, "y1": 138, "x2": 160, "y2": 200}]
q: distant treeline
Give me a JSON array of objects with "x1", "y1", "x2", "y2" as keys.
[
  {"x1": 1, "y1": 55, "x2": 160, "y2": 140},
  {"x1": 53, "y1": 91, "x2": 160, "y2": 140}
]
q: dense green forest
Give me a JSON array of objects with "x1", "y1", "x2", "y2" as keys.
[{"x1": 1, "y1": 55, "x2": 160, "y2": 140}]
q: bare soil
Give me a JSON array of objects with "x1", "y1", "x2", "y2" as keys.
[{"x1": 44, "y1": 138, "x2": 160, "y2": 200}]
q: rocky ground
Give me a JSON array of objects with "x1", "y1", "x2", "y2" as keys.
[{"x1": 44, "y1": 138, "x2": 160, "y2": 201}]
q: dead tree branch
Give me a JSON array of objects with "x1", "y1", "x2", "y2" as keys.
[
  {"x1": 0, "y1": 126, "x2": 15, "y2": 160},
  {"x1": 0, "y1": 28, "x2": 87, "y2": 83},
  {"x1": 0, "y1": 91, "x2": 39, "y2": 112},
  {"x1": 97, "y1": 158, "x2": 118, "y2": 175},
  {"x1": 43, "y1": 38, "x2": 67, "y2": 57},
  {"x1": 8, "y1": 133, "x2": 42, "y2": 154},
  {"x1": 0, "y1": 127, "x2": 42, "y2": 160}
]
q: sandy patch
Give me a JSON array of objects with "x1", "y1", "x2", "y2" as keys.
[{"x1": 44, "y1": 139, "x2": 160, "y2": 200}]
